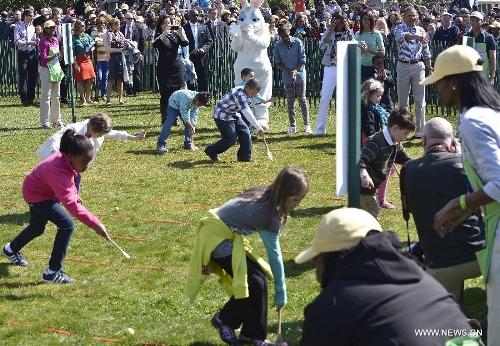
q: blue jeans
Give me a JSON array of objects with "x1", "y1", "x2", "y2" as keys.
[
  {"x1": 206, "y1": 117, "x2": 252, "y2": 161},
  {"x1": 10, "y1": 200, "x2": 75, "y2": 272},
  {"x1": 157, "y1": 105, "x2": 192, "y2": 149},
  {"x1": 97, "y1": 61, "x2": 109, "y2": 98}
]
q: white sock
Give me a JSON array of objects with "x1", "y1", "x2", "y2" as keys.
[
  {"x1": 44, "y1": 269, "x2": 56, "y2": 275},
  {"x1": 5, "y1": 243, "x2": 13, "y2": 253}
]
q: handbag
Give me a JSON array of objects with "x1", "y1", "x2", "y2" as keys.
[{"x1": 47, "y1": 47, "x2": 65, "y2": 83}]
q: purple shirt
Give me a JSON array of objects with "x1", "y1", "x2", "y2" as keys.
[{"x1": 39, "y1": 35, "x2": 59, "y2": 67}]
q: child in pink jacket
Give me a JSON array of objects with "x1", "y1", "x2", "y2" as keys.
[{"x1": 2, "y1": 129, "x2": 110, "y2": 284}]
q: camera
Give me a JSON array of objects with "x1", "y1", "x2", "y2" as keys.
[{"x1": 171, "y1": 25, "x2": 179, "y2": 30}]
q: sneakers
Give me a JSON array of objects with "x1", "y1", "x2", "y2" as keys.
[
  {"x1": 2, "y1": 244, "x2": 28, "y2": 266},
  {"x1": 157, "y1": 146, "x2": 168, "y2": 153},
  {"x1": 287, "y1": 127, "x2": 296, "y2": 135},
  {"x1": 240, "y1": 335, "x2": 276, "y2": 346},
  {"x1": 42, "y1": 269, "x2": 76, "y2": 284},
  {"x1": 304, "y1": 125, "x2": 312, "y2": 134},
  {"x1": 380, "y1": 201, "x2": 396, "y2": 209},
  {"x1": 42, "y1": 122, "x2": 52, "y2": 129},
  {"x1": 211, "y1": 312, "x2": 239, "y2": 345},
  {"x1": 52, "y1": 120, "x2": 65, "y2": 128},
  {"x1": 184, "y1": 146, "x2": 199, "y2": 151}
]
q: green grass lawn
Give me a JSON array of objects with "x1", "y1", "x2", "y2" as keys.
[{"x1": 0, "y1": 93, "x2": 486, "y2": 345}]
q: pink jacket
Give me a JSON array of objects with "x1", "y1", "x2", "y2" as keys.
[{"x1": 22, "y1": 152, "x2": 101, "y2": 229}]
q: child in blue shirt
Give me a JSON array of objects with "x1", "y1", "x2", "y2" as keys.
[{"x1": 156, "y1": 89, "x2": 212, "y2": 153}]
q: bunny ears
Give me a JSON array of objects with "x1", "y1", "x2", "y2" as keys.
[{"x1": 238, "y1": 0, "x2": 264, "y2": 9}]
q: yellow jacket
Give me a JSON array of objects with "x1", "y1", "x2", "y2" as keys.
[{"x1": 185, "y1": 209, "x2": 273, "y2": 301}]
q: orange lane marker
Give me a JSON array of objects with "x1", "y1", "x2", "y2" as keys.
[{"x1": 6, "y1": 321, "x2": 73, "y2": 336}]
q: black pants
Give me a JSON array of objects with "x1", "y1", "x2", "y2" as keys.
[
  {"x1": 127, "y1": 61, "x2": 141, "y2": 94},
  {"x1": 60, "y1": 63, "x2": 68, "y2": 102},
  {"x1": 188, "y1": 56, "x2": 208, "y2": 92},
  {"x1": 157, "y1": 73, "x2": 181, "y2": 124},
  {"x1": 17, "y1": 50, "x2": 38, "y2": 104},
  {"x1": 212, "y1": 254, "x2": 268, "y2": 340}
]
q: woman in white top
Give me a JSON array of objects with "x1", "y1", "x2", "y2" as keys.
[{"x1": 314, "y1": 14, "x2": 353, "y2": 136}]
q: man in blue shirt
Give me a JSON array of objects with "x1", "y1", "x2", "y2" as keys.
[{"x1": 273, "y1": 26, "x2": 311, "y2": 135}]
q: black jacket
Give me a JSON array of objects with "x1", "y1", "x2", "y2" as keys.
[
  {"x1": 301, "y1": 232, "x2": 471, "y2": 346},
  {"x1": 183, "y1": 22, "x2": 213, "y2": 66}
]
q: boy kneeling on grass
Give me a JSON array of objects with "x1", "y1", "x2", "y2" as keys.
[
  {"x1": 204, "y1": 78, "x2": 264, "y2": 162},
  {"x1": 360, "y1": 108, "x2": 415, "y2": 219}
]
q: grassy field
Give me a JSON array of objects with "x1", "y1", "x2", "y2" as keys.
[{"x1": 0, "y1": 93, "x2": 486, "y2": 345}]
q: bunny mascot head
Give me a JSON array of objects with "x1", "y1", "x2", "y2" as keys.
[{"x1": 229, "y1": 0, "x2": 273, "y2": 129}]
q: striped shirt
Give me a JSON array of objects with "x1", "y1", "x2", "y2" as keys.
[
  {"x1": 213, "y1": 87, "x2": 250, "y2": 121},
  {"x1": 14, "y1": 22, "x2": 37, "y2": 52},
  {"x1": 360, "y1": 127, "x2": 411, "y2": 194},
  {"x1": 394, "y1": 23, "x2": 431, "y2": 61}
]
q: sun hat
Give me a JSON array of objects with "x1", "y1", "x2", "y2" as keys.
[
  {"x1": 89, "y1": 13, "x2": 97, "y2": 19},
  {"x1": 489, "y1": 21, "x2": 500, "y2": 28},
  {"x1": 43, "y1": 20, "x2": 56, "y2": 29},
  {"x1": 420, "y1": 45, "x2": 483, "y2": 85},
  {"x1": 441, "y1": 11, "x2": 453, "y2": 17},
  {"x1": 470, "y1": 11, "x2": 484, "y2": 20},
  {"x1": 121, "y1": 3, "x2": 130, "y2": 10},
  {"x1": 294, "y1": 208, "x2": 382, "y2": 264}
]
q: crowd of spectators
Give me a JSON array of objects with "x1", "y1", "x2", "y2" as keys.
[{"x1": 1, "y1": 0, "x2": 500, "y2": 121}]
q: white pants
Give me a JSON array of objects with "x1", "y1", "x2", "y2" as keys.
[
  {"x1": 396, "y1": 61, "x2": 426, "y2": 135},
  {"x1": 487, "y1": 239, "x2": 500, "y2": 345},
  {"x1": 38, "y1": 66, "x2": 61, "y2": 126},
  {"x1": 314, "y1": 65, "x2": 337, "y2": 135}
]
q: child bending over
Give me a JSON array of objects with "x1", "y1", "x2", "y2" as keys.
[
  {"x1": 204, "y1": 78, "x2": 264, "y2": 162},
  {"x1": 156, "y1": 90, "x2": 212, "y2": 153},
  {"x1": 2, "y1": 130, "x2": 110, "y2": 284},
  {"x1": 360, "y1": 78, "x2": 395, "y2": 209},
  {"x1": 186, "y1": 166, "x2": 309, "y2": 346},
  {"x1": 360, "y1": 109, "x2": 415, "y2": 219}
]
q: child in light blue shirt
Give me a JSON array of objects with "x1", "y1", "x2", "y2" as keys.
[{"x1": 156, "y1": 89, "x2": 212, "y2": 153}]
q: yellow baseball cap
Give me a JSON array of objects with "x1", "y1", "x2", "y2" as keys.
[
  {"x1": 294, "y1": 208, "x2": 382, "y2": 264},
  {"x1": 420, "y1": 45, "x2": 483, "y2": 85},
  {"x1": 43, "y1": 20, "x2": 56, "y2": 29}
]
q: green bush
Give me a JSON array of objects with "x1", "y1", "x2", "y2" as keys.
[{"x1": 266, "y1": 0, "x2": 293, "y2": 11}]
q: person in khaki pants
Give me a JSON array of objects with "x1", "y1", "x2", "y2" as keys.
[{"x1": 38, "y1": 20, "x2": 64, "y2": 129}]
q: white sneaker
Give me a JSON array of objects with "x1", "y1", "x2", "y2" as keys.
[
  {"x1": 304, "y1": 125, "x2": 312, "y2": 134},
  {"x1": 157, "y1": 146, "x2": 168, "y2": 153},
  {"x1": 287, "y1": 127, "x2": 296, "y2": 135}
]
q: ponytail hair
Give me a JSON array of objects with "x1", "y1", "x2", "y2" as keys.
[{"x1": 60, "y1": 129, "x2": 94, "y2": 156}]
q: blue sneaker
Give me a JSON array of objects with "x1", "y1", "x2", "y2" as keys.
[
  {"x1": 42, "y1": 270, "x2": 76, "y2": 284},
  {"x1": 2, "y1": 243, "x2": 28, "y2": 266}
]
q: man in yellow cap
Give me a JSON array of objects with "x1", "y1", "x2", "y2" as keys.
[{"x1": 295, "y1": 208, "x2": 478, "y2": 345}]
